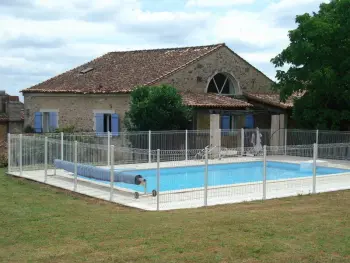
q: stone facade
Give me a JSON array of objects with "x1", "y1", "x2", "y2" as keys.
[
  {"x1": 0, "y1": 123, "x2": 7, "y2": 142},
  {"x1": 157, "y1": 46, "x2": 272, "y2": 94},
  {"x1": 24, "y1": 46, "x2": 273, "y2": 132},
  {"x1": 24, "y1": 93, "x2": 130, "y2": 131},
  {"x1": 0, "y1": 92, "x2": 24, "y2": 139}
]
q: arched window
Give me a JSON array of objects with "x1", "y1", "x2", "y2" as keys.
[{"x1": 207, "y1": 72, "x2": 238, "y2": 95}]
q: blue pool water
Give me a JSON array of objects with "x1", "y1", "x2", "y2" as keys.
[{"x1": 81, "y1": 161, "x2": 349, "y2": 193}]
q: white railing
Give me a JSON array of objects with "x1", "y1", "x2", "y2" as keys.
[
  {"x1": 16, "y1": 128, "x2": 350, "y2": 153},
  {"x1": 6, "y1": 132, "x2": 350, "y2": 211}
]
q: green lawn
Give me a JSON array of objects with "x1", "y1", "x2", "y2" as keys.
[{"x1": 1, "y1": 168, "x2": 349, "y2": 263}]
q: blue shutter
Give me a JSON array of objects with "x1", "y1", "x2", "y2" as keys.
[
  {"x1": 221, "y1": 115, "x2": 230, "y2": 136},
  {"x1": 111, "y1": 114, "x2": 119, "y2": 136},
  {"x1": 34, "y1": 112, "x2": 42, "y2": 133},
  {"x1": 221, "y1": 115, "x2": 230, "y2": 130},
  {"x1": 49, "y1": 112, "x2": 58, "y2": 131},
  {"x1": 245, "y1": 114, "x2": 254, "y2": 129},
  {"x1": 95, "y1": 113, "x2": 104, "y2": 135}
]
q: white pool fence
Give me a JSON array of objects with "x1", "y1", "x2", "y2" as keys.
[
  {"x1": 6, "y1": 131, "x2": 350, "y2": 210},
  {"x1": 13, "y1": 128, "x2": 350, "y2": 154}
]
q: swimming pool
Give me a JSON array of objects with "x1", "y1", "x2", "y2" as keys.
[{"x1": 81, "y1": 161, "x2": 350, "y2": 193}]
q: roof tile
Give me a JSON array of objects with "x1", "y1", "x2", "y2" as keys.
[
  {"x1": 244, "y1": 92, "x2": 304, "y2": 109},
  {"x1": 181, "y1": 92, "x2": 252, "y2": 108},
  {"x1": 22, "y1": 44, "x2": 225, "y2": 94}
]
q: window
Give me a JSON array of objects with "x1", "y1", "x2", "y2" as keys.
[
  {"x1": 95, "y1": 112, "x2": 119, "y2": 136},
  {"x1": 34, "y1": 110, "x2": 58, "y2": 133},
  {"x1": 103, "y1": 114, "x2": 112, "y2": 132},
  {"x1": 207, "y1": 73, "x2": 238, "y2": 95},
  {"x1": 80, "y1": 67, "x2": 94, "y2": 74}
]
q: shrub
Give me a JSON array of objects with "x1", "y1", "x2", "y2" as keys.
[
  {"x1": 24, "y1": 125, "x2": 35, "y2": 133},
  {"x1": 54, "y1": 125, "x2": 76, "y2": 133},
  {"x1": 0, "y1": 153, "x2": 8, "y2": 168},
  {"x1": 124, "y1": 85, "x2": 192, "y2": 131},
  {"x1": 0, "y1": 140, "x2": 8, "y2": 167}
]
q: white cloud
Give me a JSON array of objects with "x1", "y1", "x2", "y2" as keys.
[
  {"x1": 267, "y1": 0, "x2": 327, "y2": 13},
  {"x1": 214, "y1": 10, "x2": 288, "y2": 48},
  {"x1": 239, "y1": 52, "x2": 279, "y2": 64},
  {"x1": 186, "y1": 0, "x2": 255, "y2": 7},
  {"x1": 115, "y1": 10, "x2": 211, "y2": 43},
  {"x1": 0, "y1": 0, "x2": 328, "y2": 97},
  {"x1": 0, "y1": 16, "x2": 115, "y2": 40}
]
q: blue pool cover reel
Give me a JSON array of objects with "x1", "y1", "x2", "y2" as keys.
[{"x1": 54, "y1": 159, "x2": 145, "y2": 185}]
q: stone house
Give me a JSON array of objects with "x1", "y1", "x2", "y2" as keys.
[
  {"x1": 0, "y1": 91, "x2": 24, "y2": 141},
  {"x1": 21, "y1": 43, "x2": 298, "y2": 146}
]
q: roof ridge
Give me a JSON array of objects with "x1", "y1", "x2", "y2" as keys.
[
  {"x1": 144, "y1": 43, "x2": 225, "y2": 86},
  {"x1": 108, "y1": 43, "x2": 225, "y2": 54}
]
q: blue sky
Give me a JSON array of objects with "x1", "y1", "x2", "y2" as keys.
[{"x1": 0, "y1": 0, "x2": 328, "y2": 98}]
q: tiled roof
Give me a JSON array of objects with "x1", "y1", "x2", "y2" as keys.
[
  {"x1": 8, "y1": 96, "x2": 19, "y2": 101},
  {"x1": 181, "y1": 92, "x2": 252, "y2": 108},
  {"x1": 22, "y1": 44, "x2": 225, "y2": 94},
  {"x1": 244, "y1": 92, "x2": 304, "y2": 109}
]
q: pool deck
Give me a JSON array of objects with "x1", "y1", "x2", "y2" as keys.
[{"x1": 7, "y1": 155, "x2": 350, "y2": 211}]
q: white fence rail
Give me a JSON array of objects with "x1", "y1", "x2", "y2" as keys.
[
  {"x1": 6, "y1": 132, "x2": 350, "y2": 211},
  {"x1": 12, "y1": 128, "x2": 350, "y2": 162}
]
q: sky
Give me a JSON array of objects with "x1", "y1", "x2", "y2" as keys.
[{"x1": 0, "y1": 0, "x2": 329, "y2": 99}]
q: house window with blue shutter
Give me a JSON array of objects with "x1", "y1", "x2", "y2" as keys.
[
  {"x1": 94, "y1": 112, "x2": 120, "y2": 136},
  {"x1": 34, "y1": 110, "x2": 58, "y2": 133}
]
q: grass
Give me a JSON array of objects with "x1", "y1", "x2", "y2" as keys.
[{"x1": 0, "y1": 168, "x2": 349, "y2": 263}]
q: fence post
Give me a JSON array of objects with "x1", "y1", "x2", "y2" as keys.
[
  {"x1": 149, "y1": 130, "x2": 152, "y2": 163},
  {"x1": 74, "y1": 141, "x2": 78, "y2": 191},
  {"x1": 316, "y1": 129, "x2": 319, "y2": 145},
  {"x1": 185, "y1": 129, "x2": 188, "y2": 161},
  {"x1": 7, "y1": 133, "x2": 11, "y2": 173},
  {"x1": 19, "y1": 134, "x2": 23, "y2": 177},
  {"x1": 204, "y1": 147, "x2": 209, "y2": 207},
  {"x1": 312, "y1": 143, "x2": 317, "y2": 194},
  {"x1": 44, "y1": 137, "x2": 48, "y2": 183},
  {"x1": 107, "y1": 131, "x2": 111, "y2": 166},
  {"x1": 60, "y1": 132, "x2": 64, "y2": 161},
  {"x1": 284, "y1": 129, "x2": 287, "y2": 155},
  {"x1": 110, "y1": 145, "x2": 115, "y2": 201},
  {"x1": 156, "y1": 149, "x2": 160, "y2": 211},
  {"x1": 241, "y1": 128, "x2": 244, "y2": 156},
  {"x1": 263, "y1": 145, "x2": 267, "y2": 200}
]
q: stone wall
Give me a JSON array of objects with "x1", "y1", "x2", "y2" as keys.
[
  {"x1": 24, "y1": 93, "x2": 130, "y2": 131},
  {"x1": 156, "y1": 46, "x2": 273, "y2": 94},
  {"x1": 0, "y1": 123, "x2": 7, "y2": 142},
  {"x1": 8, "y1": 102, "x2": 23, "y2": 121},
  {"x1": 9, "y1": 122, "x2": 23, "y2": 134}
]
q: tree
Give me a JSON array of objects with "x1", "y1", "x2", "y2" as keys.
[
  {"x1": 271, "y1": 0, "x2": 350, "y2": 130},
  {"x1": 124, "y1": 85, "x2": 192, "y2": 131}
]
